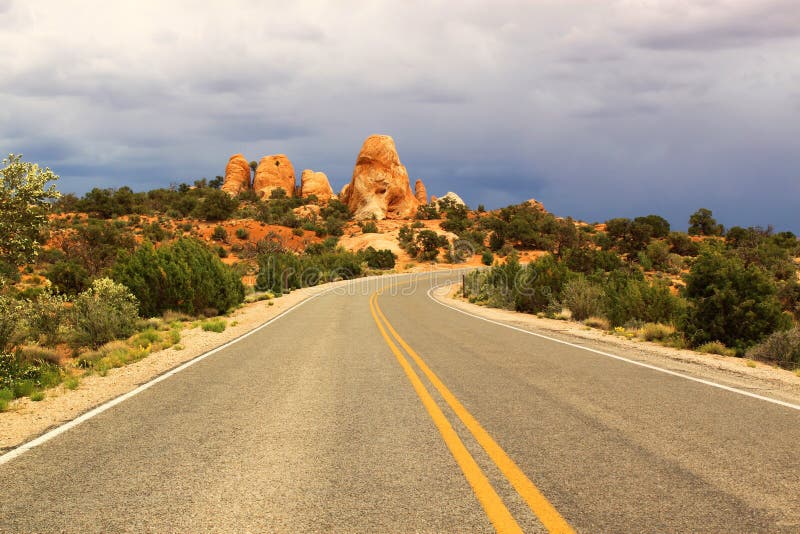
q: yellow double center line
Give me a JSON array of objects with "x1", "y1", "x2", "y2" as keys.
[{"x1": 369, "y1": 288, "x2": 574, "y2": 534}]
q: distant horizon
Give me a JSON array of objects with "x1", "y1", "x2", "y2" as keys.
[{"x1": 4, "y1": 1, "x2": 799, "y2": 233}]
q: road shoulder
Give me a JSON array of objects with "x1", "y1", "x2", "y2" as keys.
[{"x1": 430, "y1": 283, "x2": 800, "y2": 408}]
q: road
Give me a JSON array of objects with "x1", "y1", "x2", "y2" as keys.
[{"x1": 1, "y1": 271, "x2": 799, "y2": 532}]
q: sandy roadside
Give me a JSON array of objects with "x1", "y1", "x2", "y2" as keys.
[
  {"x1": 432, "y1": 283, "x2": 800, "y2": 407},
  {"x1": 0, "y1": 278, "x2": 365, "y2": 452}
]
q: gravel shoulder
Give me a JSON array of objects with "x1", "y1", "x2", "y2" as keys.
[
  {"x1": 432, "y1": 283, "x2": 800, "y2": 408},
  {"x1": 0, "y1": 281, "x2": 350, "y2": 452}
]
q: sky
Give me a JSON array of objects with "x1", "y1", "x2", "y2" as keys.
[{"x1": 2, "y1": 0, "x2": 799, "y2": 231}]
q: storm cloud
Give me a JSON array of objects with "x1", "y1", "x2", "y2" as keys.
[{"x1": 1, "y1": 0, "x2": 798, "y2": 230}]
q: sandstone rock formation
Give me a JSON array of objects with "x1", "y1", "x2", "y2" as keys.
[
  {"x1": 254, "y1": 154, "x2": 296, "y2": 199},
  {"x1": 300, "y1": 169, "x2": 334, "y2": 200},
  {"x1": 436, "y1": 191, "x2": 466, "y2": 207},
  {"x1": 341, "y1": 135, "x2": 419, "y2": 220},
  {"x1": 525, "y1": 198, "x2": 546, "y2": 212},
  {"x1": 221, "y1": 154, "x2": 252, "y2": 196},
  {"x1": 414, "y1": 179, "x2": 428, "y2": 205}
]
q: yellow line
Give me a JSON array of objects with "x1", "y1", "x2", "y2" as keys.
[
  {"x1": 369, "y1": 293, "x2": 523, "y2": 534},
  {"x1": 374, "y1": 288, "x2": 575, "y2": 534}
]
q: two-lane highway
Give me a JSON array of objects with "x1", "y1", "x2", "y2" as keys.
[{"x1": 1, "y1": 271, "x2": 798, "y2": 532}]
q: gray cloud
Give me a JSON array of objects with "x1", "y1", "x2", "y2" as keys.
[
  {"x1": 0, "y1": 0, "x2": 798, "y2": 231},
  {"x1": 622, "y1": 0, "x2": 800, "y2": 51}
]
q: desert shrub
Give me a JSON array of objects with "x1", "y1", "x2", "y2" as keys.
[
  {"x1": 256, "y1": 249, "x2": 363, "y2": 293},
  {"x1": 416, "y1": 204, "x2": 439, "y2": 220},
  {"x1": 515, "y1": 254, "x2": 573, "y2": 314},
  {"x1": 71, "y1": 278, "x2": 140, "y2": 348},
  {"x1": 235, "y1": 227, "x2": 250, "y2": 240},
  {"x1": 481, "y1": 250, "x2": 494, "y2": 266},
  {"x1": 697, "y1": 341, "x2": 736, "y2": 357},
  {"x1": 192, "y1": 189, "x2": 239, "y2": 221},
  {"x1": 112, "y1": 237, "x2": 245, "y2": 317},
  {"x1": 584, "y1": 316, "x2": 610, "y2": 330},
  {"x1": 488, "y1": 231, "x2": 505, "y2": 252},
  {"x1": 563, "y1": 247, "x2": 623, "y2": 274},
  {"x1": 361, "y1": 221, "x2": 379, "y2": 233},
  {"x1": 416, "y1": 230, "x2": 448, "y2": 261},
  {"x1": 562, "y1": 276, "x2": 604, "y2": 321},
  {"x1": 142, "y1": 221, "x2": 168, "y2": 242},
  {"x1": 0, "y1": 296, "x2": 25, "y2": 352},
  {"x1": 46, "y1": 260, "x2": 90, "y2": 295},
  {"x1": 361, "y1": 247, "x2": 396, "y2": 269},
  {"x1": 200, "y1": 319, "x2": 227, "y2": 333},
  {"x1": 601, "y1": 271, "x2": 683, "y2": 327},
  {"x1": 667, "y1": 232, "x2": 699, "y2": 257},
  {"x1": 633, "y1": 215, "x2": 671, "y2": 238},
  {"x1": 604, "y1": 217, "x2": 653, "y2": 254},
  {"x1": 464, "y1": 253, "x2": 524, "y2": 309},
  {"x1": 746, "y1": 327, "x2": 800, "y2": 368},
  {"x1": 638, "y1": 322, "x2": 676, "y2": 342},
  {"x1": 16, "y1": 345, "x2": 60, "y2": 366},
  {"x1": 642, "y1": 241, "x2": 671, "y2": 271},
  {"x1": 212, "y1": 225, "x2": 228, "y2": 242},
  {"x1": 23, "y1": 291, "x2": 68, "y2": 346},
  {"x1": 61, "y1": 218, "x2": 136, "y2": 276},
  {"x1": 682, "y1": 248, "x2": 790, "y2": 352}
]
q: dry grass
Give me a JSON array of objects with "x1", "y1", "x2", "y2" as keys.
[
  {"x1": 637, "y1": 323, "x2": 676, "y2": 342},
  {"x1": 697, "y1": 341, "x2": 736, "y2": 357},
  {"x1": 584, "y1": 316, "x2": 610, "y2": 330}
]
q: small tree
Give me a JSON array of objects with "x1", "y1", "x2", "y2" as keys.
[
  {"x1": 0, "y1": 154, "x2": 60, "y2": 267},
  {"x1": 688, "y1": 208, "x2": 723, "y2": 236},
  {"x1": 682, "y1": 247, "x2": 789, "y2": 351}
]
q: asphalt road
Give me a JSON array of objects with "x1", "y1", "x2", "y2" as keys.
[{"x1": 1, "y1": 271, "x2": 799, "y2": 532}]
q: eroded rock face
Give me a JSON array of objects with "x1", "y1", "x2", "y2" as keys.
[
  {"x1": 254, "y1": 154, "x2": 296, "y2": 199},
  {"x1": 414, "y1": 179, "x2": 428, "y2": 205},
  {"x1": 221, "y1": 154, "x2": 252, "y2": 196},
  {"x1": 343, "y1": 135, "x2": 419, "y2": 220},
  {"x1": 300, "y1": 169, "x2": 334, "y2": 200}
]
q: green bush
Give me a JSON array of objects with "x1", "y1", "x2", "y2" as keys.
[
  {"x1": 212, "y1": 225, "x2": 228, "y2": 242},
  {"x1": 112, "y1": 237, "x2": 244, "y2": 318},
  {"x1": 200, "y1": 319, "x2": 227, "y2": 333},
  {"x1": 46, "y1": 260, "x2": 90, "y2": 295},
  {"x1": 602, "y1": 271, "x2": 682, "y2": 327},
  {"x1": 192, "y1": 189, "x2": 239, "y2": 221},
  {"x1": 562, "y1": 276, "x2": 604, "y2": 321},
  {"x1": 23, "y1": 291, "x2": 68, "y2": 346},
  {"x1": 481, "y1": 250, "x2": 494, "y2": 266},
  {"x1": 361, "y1": 247, "x2": 396, "y2": 269},
  {"x1": 71, "y1": 278, "x2": 140, "y2": 348},
  {"x1": 235, "y1": 228, "x2": 250, "y2": 240},
  {"x1": 256, "y1": 249, "x2": 363, "y2": 293},
  {"x1": 361, "y1": 221, "x2": 379, "y2": 233},
  {"x1": 682, "y1": 248, "x2": 790, "y2": 352}
]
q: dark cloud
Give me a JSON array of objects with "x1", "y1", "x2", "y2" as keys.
[
  {"x1": 1, "y1": 1, "x2": 798, "y2": 232},
  {"x1": 629, "y1": 1, "x2": 800, "y2": 51}
]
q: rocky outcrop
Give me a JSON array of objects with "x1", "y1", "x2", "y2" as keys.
[
  {"x1": 525, "y1": 198, "x2": 546, "y2": 212},
  {"x1": 414, "y1": 179, "x2": 428, "y2": 205},
  {"x1": 254, "y1": 154, "x2": 296, "y2": 199},
  {"x1": 436, "y1": 191, "x2": 466, "y2": 207},
  {"x1": 342, "y1": 135, "x2": 419, "y2": 220},
  {"x1": 221, "y1": 154, "x2": 252, "y2": 196},
  {"x1": 300, "y1": 169, "x2": 334, "y2": 200}
]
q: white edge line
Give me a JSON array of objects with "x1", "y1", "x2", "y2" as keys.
[
  {"x1": 427, "y1": 282, "x2": 800, "y2": 412},
  {"x1": 0, "y1": 272, "x2": 406, "y2": 466}
]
